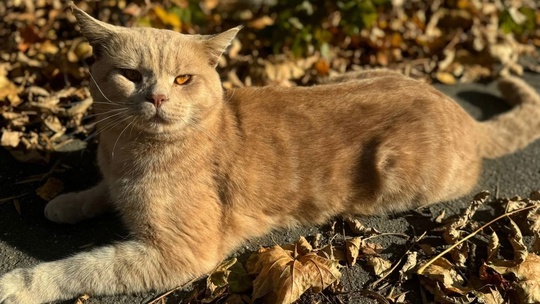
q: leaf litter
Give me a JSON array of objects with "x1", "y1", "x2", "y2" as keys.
[{"x1": 154, "y1": 190, "x2": 540, "y2": 304}]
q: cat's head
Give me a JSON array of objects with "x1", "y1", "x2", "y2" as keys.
[{"x1": 71, "y1": 4, "x2": 240, "y2": 135}]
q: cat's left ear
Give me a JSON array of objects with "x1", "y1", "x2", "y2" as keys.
[{"x1": 203, "y1": 26, "x2": 242, "y2": 68}]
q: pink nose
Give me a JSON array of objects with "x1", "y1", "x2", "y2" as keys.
[{"x1": 150, "y1": 94, "x2": 167, "y2": 108}]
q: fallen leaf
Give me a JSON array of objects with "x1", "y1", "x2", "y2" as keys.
[
  {"x1": 36, "y1": 177, "x2": 64, "y2": 201},
  {"x1": 366, "y1": 256, "x2": 392, "y2": 278},
  {"x1": 248, "y1": 16, "x2": 274, "y2": 29},
  {"x1": 487, "y1": 232, "x2": 500, "y2": 262},
  {"x1": 247, "y1": 238, "x2": 341, "y2": 304},
  {"x1": 489, "y1": 254, "x2": 540, "y2": 304},
  {"x1": 345, "y1": 237, "x2": 361, "y2": 266},
  {"x1": 435, "y1": 209, "x2": 446, "y2": 223},
  {"x1": 419, "y1": 257, "x2": 470, "y2": 295},
  {"x1": 508, "y1": 218, "x2": 528, "y2": 264},
  {"x1": 1, "y1": 131, "x2": 22, "y2": 147},
  {"x1": 398, "y1": 251, "x2": 418, "y2": 283},
  {"x1": 479, "y1": 287, "x2": 505, "y2": 304}
]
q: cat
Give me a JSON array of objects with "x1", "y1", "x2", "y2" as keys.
[{"x1": 1, "y1": 3, "x2": 540, "y2": 304}]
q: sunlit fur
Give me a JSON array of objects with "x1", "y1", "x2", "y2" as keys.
[{"x1": 1, "y1": 4, "x2": 540, "y2": 304}]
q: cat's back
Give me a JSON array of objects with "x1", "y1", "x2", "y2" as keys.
[{"x1": 224, "y1": 75, "x2": 461, "y2": 128}]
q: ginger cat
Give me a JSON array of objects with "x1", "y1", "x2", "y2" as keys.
[{"x1": 1, "y1": 4, "x2": 540, "y2": 303}]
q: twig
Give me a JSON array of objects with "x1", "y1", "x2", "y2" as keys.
[
  {"x1": 416, "y1": 204, "x2": 537, "y2": 274},
  {"x1": 145, "y1": 276, "x2": 200, "y2": 304},
  {"x1": 369, "y1": 232, "x2": 426, "y2": 289},
  {"x1": 0, "y1": 193, "x2": 28, "y2": 204},
  {"x1": 363, "y1": 232, "x2": 409, "y2": 241},
  {"x1": 353, "y1": 290, "x2": 390, "y2": 304}
]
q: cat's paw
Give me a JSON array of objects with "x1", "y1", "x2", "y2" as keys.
[
  {"x1": 0, "y1": 269, "x2": 37, "y2": 304},
  {"x1": 44, "y1": 192, "x2": 86, "y2": 224}
]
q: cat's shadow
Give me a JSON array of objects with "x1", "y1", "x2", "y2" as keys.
[
  {"x1": 455, "y1": 90, "x2": 511, "y2": 121},
  {"x1": 0, "y1": 146, "x2": 128, "y2": 263}
]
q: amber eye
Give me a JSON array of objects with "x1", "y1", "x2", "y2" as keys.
[
  {"x1": 120, "y1": 69, "x2": 142, "y2": 82},
  {"x1": 174, "y1": 75, "x2": 192, "y2": 85}
]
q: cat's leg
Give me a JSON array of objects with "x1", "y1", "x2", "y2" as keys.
[
  {"x1": 0, "y1": 241, "x2": 196, "y2": 304},
  {"x1": 44, "y1": 181, "x2": 110, "y2": 224}
]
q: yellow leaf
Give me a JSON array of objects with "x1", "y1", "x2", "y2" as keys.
[
  {"x1": 248, "y1": 16, "x2": 274, "y2": 29},
  {"x1": 436, "y1": 71, "x2": 456, "y2": 84},
  {"x1": 152, "y1": 6, "x2": 181, "y2": 31},
  {"x1": 1, "y1": 131, "x2": 22, "y2": 147}
]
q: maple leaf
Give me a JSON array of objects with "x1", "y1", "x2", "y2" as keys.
[{"x1": 246, "y1": 238, "x2": 341, "y2": 304}]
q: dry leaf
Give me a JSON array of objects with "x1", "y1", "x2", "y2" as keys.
[
  {"x1": 345, "y1": 237, "x2": 361, "y2": 266},
  {"x1": 508, "y1": 218, "x2": 528, "y2": 265},
  {"x1": 419, "y1": 257, "x2": 470, "y2": 295},
  {"x1": 366, "y1": 256, "x2": 392, "y2": 278},
  {"x1": 247, "y1": 239, "x2": 341, "y2": 304},
  {"x1": 487, "y1": 232, "x2": 500, "y2": 262},
  {"x1": 489, "y1": 254, "x2": 540, "y2": 304},
  {"x1": 398, "y1": 251, "x2": 418, "y2": 283},
  {"x1": 36, "y1": 177, "x2": 64, "y2": 201},
  {"x1": 435, "y1": 209, "x2": 446, "y2": 223},
  {"x1": 74, "y1": 294, "x2": 90, "y2": 304},
  {"x1": 478, "y1": 288, "x2": 505, "y2": 304},
  {"x1": 344, "y1": 216, "x2": 370, "y2": 235},
  {"x1": 1, "y1": 131, "x2": 22, "y2": 147},
  {"x1": 248, "y1": 16, "x2": 274, "y2": 29}
]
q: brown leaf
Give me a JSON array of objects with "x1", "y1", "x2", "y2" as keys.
[
  {"x1": 398, "y1": 251, "x2": 418, "y2": 283},
  {"x1": 36, "y1": 177, "x2": 64, "y2": 201},
  {"x1": 314, "y1": 59, "x2": 330, "y2": 76},
  {"x1": 419, "y1": 257, "x2": 470, "y2": 295},
  {"x1": 481, "y1": 288, "x2": 505, "y2": 304},
  {"x1": 487, "y1": 232, "x2": 500, "y2": 262},
  {"x1": 247, "y1": 239, "x2": 341, "y2": 304},
  {"x1": 366, "y1": 256, "x2": 392, "y2": 278},
  {"x1": 508, "y1": 218, "x2": 528, "y2": 265},
  {"x1": 345, "y1": 237, "x2": 361, "y2": 266},
  {"x1": 489, "y1": 254, "x2": 540, "y2": 304},
  {"x1": 248, "y1": 16, "x2": 274, "y2": 30}
]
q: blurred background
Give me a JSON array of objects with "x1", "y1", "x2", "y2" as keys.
[{"x1": 0, "y1": 0, "x2": 539, "y2": 162}]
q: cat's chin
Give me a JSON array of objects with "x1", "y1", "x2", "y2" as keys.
[{"x1": 136, "y1": 118, "x2": 186, "y2": 137}]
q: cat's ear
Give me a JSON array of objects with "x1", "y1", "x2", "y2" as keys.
[
  {"x1": 203, "y1": 26, "x2": 242, "y2": 68},
  {"x1": 69, "y1": 2, "x2": 121, "y2": 58}
]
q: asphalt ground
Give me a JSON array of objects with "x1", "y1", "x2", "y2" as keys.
[{"x1": 0, "y1": 72, "x2": 539, "y2": 303}]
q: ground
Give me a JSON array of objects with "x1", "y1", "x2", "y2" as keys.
[{"x1": 0, "y1": 72, "x2": 539, "y2": 304}]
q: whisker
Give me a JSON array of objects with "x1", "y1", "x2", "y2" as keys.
[
  {"x1": 91, "y1": 111, "x2": 128, "y2": 127},
  {"x1": 84, "y1": 108, "x2": 130, "y2": 119},
  {"x1": 82, "y1": 62, "x2": 122, "y2": 105},
  {"x1": 112, "y1": 118, "x2": 136, "y2": 158},
  {"x1": 85, "y1": 115, "x2": 132, "y2": 142}
]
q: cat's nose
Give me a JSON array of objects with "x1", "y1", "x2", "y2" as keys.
[{"x1": 148, "y1": 94, "x2": 167, "y2": 108}]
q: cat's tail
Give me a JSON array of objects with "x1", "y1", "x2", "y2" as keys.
[{"x1": 477, "y1": 76, "x2": 540, "y2": 159}]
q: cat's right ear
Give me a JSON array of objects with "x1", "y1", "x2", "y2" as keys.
[{"x1": 70, "y1": 2, "x2": 120, "y2": 58}]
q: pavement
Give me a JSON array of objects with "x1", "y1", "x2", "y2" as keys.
[{"x1": 0, "y1": 72, "x2": 539, "y2": 304}]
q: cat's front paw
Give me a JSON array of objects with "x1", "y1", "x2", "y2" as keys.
[
  {"x1": 0, "y1": 269, "x2": 37, "y2": 304},
  {"x1": 44, "y1": 192, "x2": 85, "y2": 224}
]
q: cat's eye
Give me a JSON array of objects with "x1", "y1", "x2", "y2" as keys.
[
  {"x1": 120, "y1": 69, "x2": 142, "y2": 82},
  {"x1": 174, "y1": 75, "x2": 192, "y2": 85}
]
